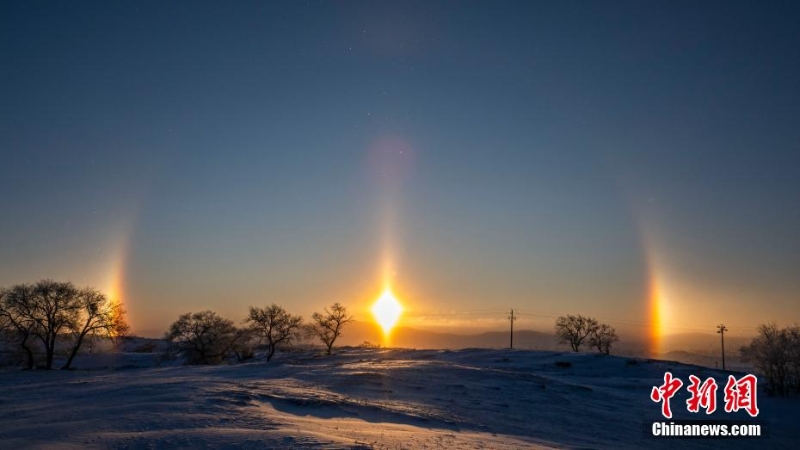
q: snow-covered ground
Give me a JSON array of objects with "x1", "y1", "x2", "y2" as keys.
[{"x1": 0, "y1": 348, "x2": 796, "y2": 449}]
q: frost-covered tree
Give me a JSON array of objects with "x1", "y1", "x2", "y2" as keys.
[
  {"x1": 306, "y1": 303, "x2": 352, "y2": 355},
  {"x1": 554, "y1": 314, "x2": 598, "y2": 352},
  {"x1": 231, "y1": 327, "x2": 255, "y2": 362},
  {"x1": 740, "y1": 322, "x2": 798, "y2": 396},
  {"x1": 245, "y1": 304, "x2": 303, "y2": 361},
  {"x1": 166, "y1": 311, "x2": 238, "y2": 365},
  {"x1": 589, "y1": 323, "x2": 618, "y2": 355}
]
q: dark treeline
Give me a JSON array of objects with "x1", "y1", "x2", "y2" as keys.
[
  {"x1": 1, "y1": 280, "x2": 355, "y2": 368},
  {"x1": 164, "y1": 302, "x2": 353, "y2": 365}
]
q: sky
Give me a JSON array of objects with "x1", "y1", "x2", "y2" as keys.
[{"x1": 1, "y1": 1, "x2": 799, "y2": 345}]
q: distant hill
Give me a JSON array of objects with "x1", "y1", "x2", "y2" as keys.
[
  {"x1": 336, "y1": 320, "x2": 559, "y2": 350},
  {"x1": 392, "y1": 328, "x2": 557, "y2": 350},
  {"x1": 658, "y1": 332, "x2": 753, "y2": 356},
  {"x1": 659, "y1": 350, "x2": 751, "y2": 372}
]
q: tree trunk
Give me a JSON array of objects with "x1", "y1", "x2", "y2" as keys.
[
  {"x1": 62, "y1": 331, "x2": 88, "y2": 370},
  {"x1": 48, "y1": 332, "x2": 59, "y2": 369},
  {"x1": 266, "y1": 345, "x2": 275, "y2": 362},
  {"x1": 19, "y1": 335, "x2": 34, "y2": 370},
  {"x1": 41, "y1": 333, "x2": 55, "y2": 369}
]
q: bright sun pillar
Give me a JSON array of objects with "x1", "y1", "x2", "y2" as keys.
[{"x1": 372, "y1": 288, "x2": 403, "y2": 335}]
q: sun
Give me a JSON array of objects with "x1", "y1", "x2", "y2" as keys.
[{"x1": 372, "y1": 288, "x2": 403, "y2": 335}]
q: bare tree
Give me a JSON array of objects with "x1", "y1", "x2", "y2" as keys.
[
  {"x1": 245, "y1": 304, "x2": 303, "y2": 361},
  {"x1": 306, "y1": 303, "x2": 353, "y2": 355},
  {"x1": 62, "y1": 288, "x2": 130, "y2": 370},
  {"x1": 0, "y1": 281, "x2": 130, "y2": 370},
  {"x1": 554, "y1": 314, "x2": 598, "y2": 352},
  {"x1": 165, "y1": 311, "x2": 238, "y2": 365},
  {"x1": 589, "y1": 323, "x2": 619, "y2": 355},
  {"x1": 0, "y1": 285, "x2": 38, "y2": 369},
  {"x1": 0, "y1": 280, "x2": 82, "y2": 369},
  {"x1": 31, "y1": 280, "x2": 82, "y2": 369}
]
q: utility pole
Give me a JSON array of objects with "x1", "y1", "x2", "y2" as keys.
[
  {"x1": 508, "y1": 309, "x2": 517, "y2": 349},
  {"x1": 717, "y1": 324, "x2": 728, "y2": 370}
]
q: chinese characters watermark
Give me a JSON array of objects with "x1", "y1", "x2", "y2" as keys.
[{"x1": 651, "y1": 372, "x2": 759, "y2": 419}]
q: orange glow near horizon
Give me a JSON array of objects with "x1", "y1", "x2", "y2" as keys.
[
  {"x1": 105, "y1": 225, "x2": 134, "y2": 332},
  {"x1": 103, "y1": 244, "x2": 128, "y2": 339},
  {"x1": 106, "y1": 254, "x2": 126, "y2": 307},
  {"x1": 372, "y1": 288, "x2": 403, "y2": 336},
  {"x1": 647, "y1": 274, "x2": 669, "y2": 355},
  {"x1": 641, "y1": 228, "x2": 672, "y2": 356}
]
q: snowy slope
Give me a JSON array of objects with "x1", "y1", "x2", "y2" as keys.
[{"x1": 0, "y1": 348, "x2": 796, "y2": 449}]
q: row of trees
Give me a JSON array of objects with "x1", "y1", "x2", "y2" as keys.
[
  {"x1": 165, "y1": 303, "x2": 353, "y2": 365},
  {"x1": 2, "y1": 280, "x2": 624, "y2": 366},
  {"x1": 740, "y1": 323, "x2": 800, "y2": 396},
  {"x1": 0, "y1": 278, "x2": 355, "y2": 367},
  {"x1": 554, "y1": 314, "x2": 619, "y2": 354},
  {"x1": 0, "y1": 280, "x2": 129, "y2": 370}
]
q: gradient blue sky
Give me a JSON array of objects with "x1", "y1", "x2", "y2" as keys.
[{"x1": 1, "y1": 1, "x2": 799, "y2": 338}]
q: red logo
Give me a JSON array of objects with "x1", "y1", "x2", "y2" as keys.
[
  {"x1": 651, "y1": 371, "x2": 684, "y2": 419},
  {"x1": 651, "y1": 373, "x2": 759, "y2": 418},
  {"x1": 724, "y1": 374, "x2": 759, "y2": 417}
]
